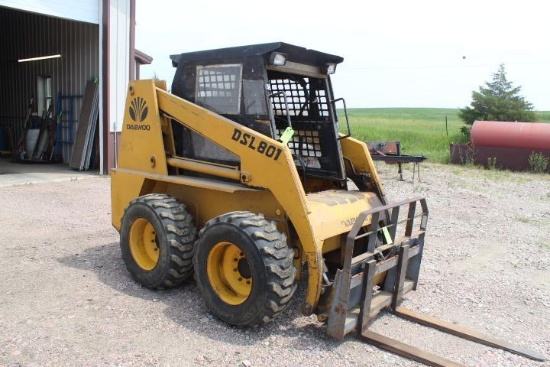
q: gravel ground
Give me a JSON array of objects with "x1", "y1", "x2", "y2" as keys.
[{"x1": 0, "y1": 162, "x2": 549, "y2": 367}]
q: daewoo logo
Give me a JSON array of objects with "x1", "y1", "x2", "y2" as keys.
[
  {"x1": 129, "y1": 97, "x2": 148, "y2": 122},
  {"x1": 127, "y1": 97, "x2": 151, "y2": 131}
]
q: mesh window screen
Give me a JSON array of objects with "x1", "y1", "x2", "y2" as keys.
[
  {"x1": 196, "y1": 64, "x2": 242, "y2": 114},
  {"x1": 270, "y1": 76, "x2": 329, "y2": 159},
  {"x1": 288, "y1": 130, "x2": 322, "y2": 157},
  {"x1": 269, "y1": 78, "x2": 330, "y2": 118}
]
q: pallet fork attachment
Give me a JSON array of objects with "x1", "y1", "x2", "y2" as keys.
[
  {"x1": 361, "y1": 306, "x2": 547, "y2": 366},
  {"x1": 324, "y1": 198, "x2": 547, "y2": 366}
]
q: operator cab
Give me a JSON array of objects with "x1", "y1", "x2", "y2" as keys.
[{"x1": 170, "y1": 42, "x2": 347, "y2": 183}]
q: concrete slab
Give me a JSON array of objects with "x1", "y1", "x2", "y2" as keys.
[{"x1": 0, "y1": 158, "x2": 100, "y2": 187}]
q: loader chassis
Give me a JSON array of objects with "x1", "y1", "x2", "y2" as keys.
[{"x1": 111, "y1": 43, "x2": 546, "y2": 366}]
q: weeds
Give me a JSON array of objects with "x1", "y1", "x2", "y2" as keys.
[
  {"x1": 528, "y1": 152, "x2": 549, "y2": 173},
  {"x1": 458, "y1": 145, "x2": 477, "y2": 166},
  {"x1": 487, "y1": 157, "x2": 499, "y2": 171}
]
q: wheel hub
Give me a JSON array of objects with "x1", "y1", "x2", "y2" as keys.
[
  {"x1": 237, "y1": 258, "x2": 251, "y2": 279},
  {"x1": 207, "y1": 242, "x2": 252, "y2": 305},
  {"x1": 129, "y1": 218, "x2": 159, "y2": 271}
]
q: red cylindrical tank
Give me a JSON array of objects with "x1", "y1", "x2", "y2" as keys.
[{"x1": 470, "y1": 120, "x2": 550, "y2": 151}]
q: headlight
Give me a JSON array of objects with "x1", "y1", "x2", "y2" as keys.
[
  {"x1": 269, "y1": 52, "x2": 287, "y2": 66},
  {"x1": 325, "y1": 63, "x2": 337, "y2": 75}
]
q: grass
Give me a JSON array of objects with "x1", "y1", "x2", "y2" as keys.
[
  {"x1": 338, "y1": 108, "x2": 466, "y2": 163},
  {"x1": 338, "y1": 108, "x2": 550, "y2": 164},
  {"x1": 536, "y1": 111, "x2": 550, "y2": 122}
]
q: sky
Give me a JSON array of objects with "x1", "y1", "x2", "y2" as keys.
[{"x1": 135, "y1": 0, "x2": 550, "y2": 110}]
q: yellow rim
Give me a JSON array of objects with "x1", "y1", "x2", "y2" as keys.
[
  {"x1": 207, "y1": 242, "x2": 252, "y2": 305},
  {"x1": 129, "y1": 218, "x2": 159, "y2": 271}
]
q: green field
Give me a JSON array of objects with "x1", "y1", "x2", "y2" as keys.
[
  {"x1": 536, "y1": 111, "x2": 550, "y2": 121},
  {"x1": 339, "y1": 108, "x2": 550, "y2": 164}
]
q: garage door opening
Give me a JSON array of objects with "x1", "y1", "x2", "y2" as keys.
[{"x1": 0, "y1": 6, "x2": 99, "y2": 171}]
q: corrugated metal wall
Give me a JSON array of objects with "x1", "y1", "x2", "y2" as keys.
[
  {"x1": 0, "y1": 0, "x2": 99, "y2": 24},
  {"x1": 0, "y1": 7, "x2": 99, "y2": 162}
]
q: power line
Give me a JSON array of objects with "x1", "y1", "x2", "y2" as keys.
[{"x1": 344, "y1": 60, "x2": 550, "y2": 71}]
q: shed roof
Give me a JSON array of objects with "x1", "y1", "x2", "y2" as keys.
[{"x1": 135, "y1": 49, "x2": 153, "y2": 65}]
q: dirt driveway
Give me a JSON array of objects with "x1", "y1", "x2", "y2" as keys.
[{"x1": 0, "y1": 163, "x2": 548, "y2": 367}]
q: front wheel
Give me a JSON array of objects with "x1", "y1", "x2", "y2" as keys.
[
  {"x1": 120, "y1": 194, "x2": 197, "y2": 289},
  {"x1": 193, "y1": 211, "x2": 297, "y2": 326}
]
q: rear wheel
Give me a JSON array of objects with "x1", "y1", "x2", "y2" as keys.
[
  {"x1": 120, "y1": 194, "x2": 196, "y2": 289},
  {"x1": 194, "y1": 211, "x2": 297, "y2": 326}
]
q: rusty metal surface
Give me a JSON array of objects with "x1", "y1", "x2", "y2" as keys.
[
  {"x1": 394, "y1": 306, "x2": 548, "y2": 362},
  {"x1": 471, "y1": 120, "x2": 550, "y2": 151},
  {"x1": 324, "y1": 197, "x2": 429, "y2": 339},
  {"x1": 368, "y1": 140, "x2": 427, "y2": 164},
  {"x1": 450, "y1": 143, "x2": 550, "y2": 172},
  {"x1": 451, "y1": 120, "x2": 550, "y2": 172},
  {"x1": 367, "y1": 141, "x2": 427, "y2": 181},
  {"x1": 368, "y1": 141, "x2": 401, "y2": 155},
  {"x1": 334, "y1": 191, "x2": 546, "y2": 365},
  {"x1": 358, "y1": 259, "x2": 376, "y2": 333},
  {"x1": 357, "y1": 305, "x2": 546, "y2": 366},
  {"x1": 391, "y1": 245, "x2": 409, "y2": 309},
  {"x1": 361, "y1": 330, "x2": 466, "y2": 367}
]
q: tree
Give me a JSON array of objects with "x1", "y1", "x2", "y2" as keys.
[{"x1": 459, "y1": 64, "x2": 536, "y2": 129}]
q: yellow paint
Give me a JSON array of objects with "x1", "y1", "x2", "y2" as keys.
[
  {"x1": 112, "y1": 80, "x2": 386, "y2": 314},
  {"x1": 340, "y1": 135, "x2": 386, "y2": 198},
  {"x1": 117, "y1": 82, "x2": 168, "y2": 176},
  {"x1": 129, "y1": 218, "x2": 159, "y2": 270},
  {"x1": 307, "y1": 190, "x2": 383, "y2": 241},
  {"x1": 207, "y1": 242, "x2": 252, "y2": 305},
  {"x1": 322, "y1": 236, "x2": 341, "y2": 254}
]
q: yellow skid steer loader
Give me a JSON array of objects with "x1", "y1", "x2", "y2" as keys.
[{"x1": 111, "y1": 43, "x2": 545, "y2": 366}]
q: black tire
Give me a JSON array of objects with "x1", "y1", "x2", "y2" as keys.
[
  {"x1": 120, "y1": 194, "x2": 196, "y2": 289},
  {"x1": 193, "y1": 211, "x2": 297, "y2": 326}
]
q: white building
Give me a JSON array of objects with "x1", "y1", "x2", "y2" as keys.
[{"x1": 0, "y1": 0, "x2": 147, "y2": 174}]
